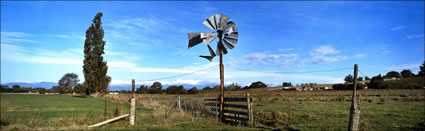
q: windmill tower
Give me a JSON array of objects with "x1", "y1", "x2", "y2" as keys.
[{"x1": 187, "y1": 14, "x2": 238, "y2": 120}]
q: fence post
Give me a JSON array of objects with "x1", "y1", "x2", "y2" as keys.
[
  {"x1": 348, "y1": 64, "x2": 360, "y2": 131},
  {"x1": 177, "y1": 96, "x2": 181, "y2": 109},
  {"x1": 288, "y1": 99, "x2": 291, "y2": 127},
  {"x1": 191, "y1": 99, "x2": 194, "y2": 122},
  {"x1": 129, "y1": 79, "x2": 136, "y2": 126},
  {"x1": 247, "y1": 93, "x2": 253, "y2": 125}
]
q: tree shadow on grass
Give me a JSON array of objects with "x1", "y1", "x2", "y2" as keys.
[
  {"x1": 0, "y1": 120, "x2": 9, "y2": 126},
  {"x1": 72, "y1": 95, "x2": 89, "y2": 98}
]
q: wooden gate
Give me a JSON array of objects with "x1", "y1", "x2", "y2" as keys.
[{"x1": 205, "y1": 93, "x2": 253, "y2": 125}]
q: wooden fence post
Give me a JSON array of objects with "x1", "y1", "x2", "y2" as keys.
[
  {"x1": 247, "y1": 93, "x2": 253, "y2": 125},
  {"x1": 220, "y1": 54, "x2": 224, "y2": 121},
  {"x1": 129, "y1": 79, "x2": 136, "y2": 126},
  {"x1": 177, "y1": 96, "x2": 181, "y2": 109},
  {"x1": 191, "y1": 99, "x2": 194, "y2": 122},
  {"x1": 288, "y1": 99, "x2": 291, "y2": 127},
  {"x1": 348, "y1": 64, "x2": 360, "y2": 131}
]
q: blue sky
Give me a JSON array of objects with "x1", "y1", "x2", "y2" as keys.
[{"x1": 1, "y1": 1, "x2": 424, "y2": 87}]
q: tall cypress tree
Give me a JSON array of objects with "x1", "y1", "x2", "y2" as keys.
[{"x1": 83, "y1": 12, "x2": 111, "y2": 95}]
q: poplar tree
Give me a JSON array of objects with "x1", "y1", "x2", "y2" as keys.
[{"x1": 83, "y1": 12, "x2": 111, "y2": 95}]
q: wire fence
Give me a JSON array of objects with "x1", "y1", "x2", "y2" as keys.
[{"x1": 134, "y1": 98, "x2": 218, "y2": 126}]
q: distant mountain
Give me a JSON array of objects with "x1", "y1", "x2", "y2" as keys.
[{"x1": 1, "y1": 82, "x2": 58, "y2": 89}]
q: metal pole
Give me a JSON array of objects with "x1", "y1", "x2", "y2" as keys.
[
  {"x1": 219, "y1": 53, "x2": 224, "y2": 121},
  {"x1": 348, "y1": 64, "x2": 360, "y2": 131}
]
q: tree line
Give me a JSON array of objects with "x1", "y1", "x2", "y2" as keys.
[
  {"x1": 118, "y1": 81, "x2": 272, "y2": 95},
  {"x1": 335, "y1": 62, "x2": 425, "y2": 90}
]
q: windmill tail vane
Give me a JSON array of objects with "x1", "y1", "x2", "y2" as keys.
[{"x1": 187, "y1": 14, "x2": 238, "y2": 61}]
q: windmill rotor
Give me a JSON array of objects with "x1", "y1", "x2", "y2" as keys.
[{"x1": 187, "y1": 14, "x2": 238, "y2": 61}]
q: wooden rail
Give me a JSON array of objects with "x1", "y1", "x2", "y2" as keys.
[
  {"x1": 223, "y1": 110, "x2": 249, "y2": 116},
  {"x1": 88, "y1": 114, "x2": 129, "y2": 128},
  {"x1": 205, "y1": 93, "x2": 253, "y2": 125},
  {"x1": 224, "y1": 104, "x2": 248, "y2": 109}
]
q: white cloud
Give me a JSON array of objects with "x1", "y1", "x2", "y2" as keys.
[
  {"x1": 1, "y1": 43, "x2": 83, "y2": 65},
  {"x1": 379, "y1": 45, "x2": 392, "y2": 55},
  {"x1": 390, "y1": 26, "x2": 406, "y2": 31},
  {"x1": 1, "y1": 43, "x2": 214, "y2": 74},
  {"x1": 53, "y1": 33, "x2": 85, "y2": 40},
  {"x1": 105, "y1": 17, "x2": 164, "y2": 34},
  {"x1": 108, "y1": 60, "x2": 217, "y2": 74},
  {"x1": 353, "y1": 54, "x2": 366, "y2": 58},
  {"x1": 1, "y1": 32, "x2": 38, "y2": 44},
  {"x1": 233, "y1": 52, "x2": 300, "y2": 68},
  {"x1": 384, "y1": 63, "x2": 421, "y2": 71},
  {"x1": 407, "y1": 34, "x2": 424, "y2": 39},
  {"x1": 103, "y1": 17, "x2": 169, "y2": 48},
  {"x1": 278, "y1": 48, "x2": 295, "y2": 52},
  {"x1": 232, "y1": 45, "x2": 346, "y2": 69},
  {"x1": 310, "y1": 45, "x2": 339, "y2": 56},
  {"x1": 303, "y1": 45, "x2": 346, "y2": 64},
  {"x1": 305, "y1": 55, "x2": 347, "y2": 64},
  {"x1": 2, "y1": 32, "x2": 33, "y2": 37}
]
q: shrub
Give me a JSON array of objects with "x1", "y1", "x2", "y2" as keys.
[
  {"x1": 247, "y1": 81, "x2": 267, "y2": 89},
  {"x1": 368, "y1": 76, "x2": 425, "y2": 89},
  {"x1": 187, "y1": 87, "x2": 198, "y2": 94},
  {"x1": 332, "y1": 83, "x2": 367, "y2": 90}
]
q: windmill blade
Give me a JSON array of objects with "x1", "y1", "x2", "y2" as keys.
[
  {"x1": 224, "y1": 36, "x2": 238, "y2": 45},
  {"x1": 209, "y1": 15, "x2": 217, "y2": 30},
  {"x1": 216, "y1": 14, "x2": 223, "y2": 29},
  {"x1": 207, "y1": 44, "x2": 216, "y2": 56},
  {"x1": 222, "y1": 21, "x2": 235, "y2": 31},
  {"x1": 200, "y1": 32, "x2": 215, "y2": 39},
  {"x1": 223, "y1": 39, "x2": 234, "y2": 49},
  {"x1": 229, "y1": 25, "x2": 238, "y2": 34},
  {"x1": 203, "y1": 19, "x2": 215, "y2": 30},
  {"x1": 203, "y1": 36, "x2": 217, "y2": 44},
  {"x1": 200, "y1": 55, "x2": 214, "y2": 61},
  {"x1": 221, "y1": 16, "x2": 229, "y2": 29},
  {"x1": 225, "y1": 32, "x2": 238, "y2": 38},
  {"x1": 217, "y1": 41, "x2": 228, "y2": 55},
  {"x1": 187, "y1": 33, "x2": 203, "y2": 48}
]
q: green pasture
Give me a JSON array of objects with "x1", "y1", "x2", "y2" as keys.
[{"x1": 1, "y1": 91, "x2": 424, "y2": 130}]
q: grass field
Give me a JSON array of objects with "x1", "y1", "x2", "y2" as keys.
[
  {"x1": 0, "y1": 94, "x2": 129, "y2": 130},
  {"x1": 0, "y1": 94, "x2": 253, "y2": 130},
  {"x1": 1, "y1": 89, "x2": 424, "y2": 130}
]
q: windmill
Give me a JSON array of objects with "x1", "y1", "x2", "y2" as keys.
[{"x1": 187, "y1": 14, "x2": 238, "y2": 120}]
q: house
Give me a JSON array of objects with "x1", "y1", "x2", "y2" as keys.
[
  {"x1": 296, "y1": 88, "x2": 303, "y2": 91},
  {"x1": 283, "y1": 87, "x2": 296, "y2": 91},
  {"x1": 318, "y1": 87, "x2": 329, "y2": 90},
  {"x1": 109, "y1": 92, "x2": 119, "y2": 95}
]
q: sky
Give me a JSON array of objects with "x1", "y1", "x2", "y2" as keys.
[{"x1": 1, "y1": 1, "x2": 424, "y2": 87}]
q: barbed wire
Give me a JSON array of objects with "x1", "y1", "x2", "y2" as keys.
[
  {"x1": 226, "y1": 66, "x2": 353, "y2": 74},
  {"x1": 137, "y1": 64, "x2": 362, "y2": 84},
  {"x1": 142, "y1": 64, "x2": 219, "y2": 82},
  {"x1": 192, "y1": 66, "x2": 219, "y2": 81},
  {"x1": 358, "y1": 69, "x2": 367, "y2": 78}
]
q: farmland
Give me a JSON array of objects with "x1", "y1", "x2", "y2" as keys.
[
  {"x1": 0, "y1": 94, "x2": 127, "y2": 130},
  {"x1": 1, "y1": 88, "x2": 424, "y2": 130}
]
